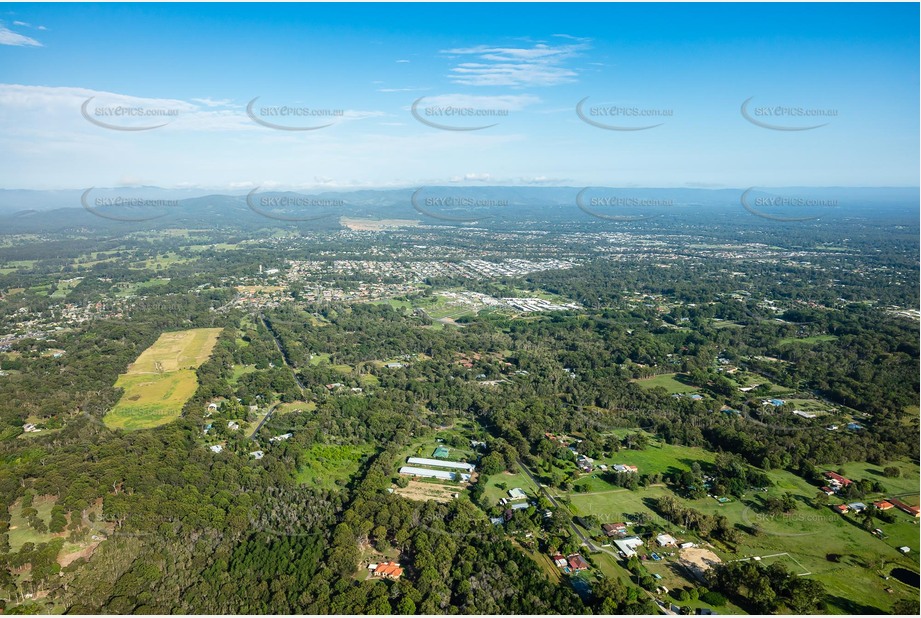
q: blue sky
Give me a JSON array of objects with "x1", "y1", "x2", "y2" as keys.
[{"x1": 0, "y1": 2, "x2": 917, "y2": 190}]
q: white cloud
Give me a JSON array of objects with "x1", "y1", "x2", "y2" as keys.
[
  {"x1": 12, "y1": 21, "x2": 29, "y2": 27},
  {"x1": 396, "y1": 59, "x2": 410, "y2": 63},
  {"x1": 378, "y1": 87, "x2": 428, "y2": 93},
  {"x1": 0, "y1": 84, "x2": 385, "y2": 132},
  {"x1": 0, "y1": 23, "x2": 42, "y2": 46},
  {"x1": 192, "y1": 97, "x2": 237, "y2": 108},
  {"x1": 441, "y1": 39, "x2": 589, "y2": 87}
]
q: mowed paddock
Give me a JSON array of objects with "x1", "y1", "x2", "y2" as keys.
[
  {"x1": 127, "y1": 328, "x2": 223, "y2": 374},
  {"x1": 105, "y1": 328, "x2": 223, "y2": 430}
]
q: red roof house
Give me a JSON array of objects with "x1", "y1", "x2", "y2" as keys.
[
  {"x1": 373, "y1": 562, "x2": 404, "y2": 579},
  {"x1": 890, "y1": 498, "x2": 921, "y2": 517},
  {"x1": 824, "y1": 471, "x2": 852, "y2": 486},
  {"x1": 568, "y1": 554, "x2": 589, "y2": 571}
]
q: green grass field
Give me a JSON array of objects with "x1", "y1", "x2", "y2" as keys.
[
  {"x1": 482, "y1": 470, "x2": 538, "y2": 506},
  {"x1": 359, "y1": 374, "x2": 379, "y2": 387},
  {"x1": 567, "y1": 441, "x2": 921, "y2": 614},
  {"x1": 818, "y1": 459, "x2": 920, "y2": 498},
  {"x1": 778, "y1": 334, "x2": 838, "y2": 346},
  {"x1": 571, "y1": 439, "x2": 716, "y2": 494},
  {"x1": 127, "y1": 328, "x2": 222, "y2": 373},
  {"x1": 633, "y1": 373, "x2": 698, "y2": 394},
  {"x1": 50, "y1": 278, "x2": 83, "y2": 299},
  {"x1": 105, "y1": 370, "x2": 199, "y2": 430},
  {"x1": 276, "y1": 400, "x2": 317, "y2": 415},
  {"x1": 104, "y1": 328, "x2": 223, "y2": 430},
  {"x1": 230, "y1": 364, "x2": 258, "y2": 385},
  {"x1": 7, "y1": 495, "x2": 57, "y2": 552},
  {"x1": 112, "y1": 277, "x2": 170, "y2": 298}
]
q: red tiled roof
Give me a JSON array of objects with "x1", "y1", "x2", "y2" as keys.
[
  {"x1": 374, "y1": 562, "x2": 403, "y2": 578},
  {"x1": 890, "y1": 499, "x2": 921, "y2": 515},
  {"x1": 873, "y1": 500, "x2": 894, "y2": 510},
  {"x1": 824, "y1": 471, "x2": 852, "y2": 485},
  {"x1": 568, "y1": 554, "x2": 589, "y2": 570}
]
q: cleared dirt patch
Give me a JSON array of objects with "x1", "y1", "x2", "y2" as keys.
[
  {"x1": 58, "y1": 540, "x2": 102, "y2": 567},
  {"x1": 678, "y1": 546, "x2": 722, "y2": 582},
  {"x1": 340, "y1": 217, "x2": 420, "y2": 231},
  {"x1": 393, "y1": 480, "x2": 461, "y2": 503}
]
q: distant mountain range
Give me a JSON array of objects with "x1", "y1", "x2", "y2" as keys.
[{"x1": 0, "y1": 186, "x2": 916, "y2": 232}]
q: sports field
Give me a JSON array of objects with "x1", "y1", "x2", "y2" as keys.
[{"x1": 105, "y1": 328, "x2": 222, "y2": 430}]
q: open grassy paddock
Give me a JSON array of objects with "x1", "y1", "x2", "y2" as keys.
[
  {"x1": 127, "y1": 328, "x2": 222, "y2": 374},
  {"x1": 565, "y1": 439, "x2": 920, "y2": 614},
  {"x1": 104, "y1": 328, "x2": 223, "y2": 430},
  {"x1": 633, "y1": 373, "x2": 698, "y2": 394}
]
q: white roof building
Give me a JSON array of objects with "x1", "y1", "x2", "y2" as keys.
[
  {"x1": 406, "y1": 457, "x2": 475, "y2": 472},
  {"x1": 508, "y1": 488, "x2": 527, "y2": 500},
  {"x1": 399, "y1": 466, "x2": 456, "y2": 481},
  {"x1": 656, "y1": 533, "x2": 678, "y2": 547},
  {"x1": 613, "y1": 536, "x2": 644, "y2": 557}
]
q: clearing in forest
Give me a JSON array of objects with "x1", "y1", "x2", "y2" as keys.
[
  {"x1": 126, "y1": 328, "x2": 222, "y2": 373},
  {"x1": 105, "y1": 328, "x2": 222, "y2": 430},
  {"x1": 393, "y1": 480, "x2": 459, "y2": 503}
]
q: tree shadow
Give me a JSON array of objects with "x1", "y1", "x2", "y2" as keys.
[
  {"x1": 824, "y1": 594, "x2": 885, "y2": 615},
  {"x1": 677, "y1": 458, "x2": 714, "y2": 474}
]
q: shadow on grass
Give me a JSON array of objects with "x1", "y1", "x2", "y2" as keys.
[{"x1": 824, "y1": 594, "x2": 885, "y2": 615}]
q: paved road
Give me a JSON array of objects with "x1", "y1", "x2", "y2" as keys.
[
  {"x1": 248, "y1": 403, "x2": 278, "y2": 440},
  {"x1": 259, "y1": 313, "x2": 307, "y2": 393},
  {"x1": 251, "y1": 314, "x2": 308, "y2": 440}
]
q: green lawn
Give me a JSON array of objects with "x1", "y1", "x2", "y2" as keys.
[
  {"x1": 276, "y1": 400, "x2": 317, "y2": 415},
  {"x1": 230, "y1": 364, "x2": 258, "y2": 385},
  {"x1": 784, "y1": 398, "x2": 837, "y2": 414},
  {"x1": 481, "y1": 471, "x2": 537, "y2": 507},
  {"x1": 593, "y1": 438, "x2": 716, "y2": 480},
  {"x1": 633, "y1": 373, "x2": 697, "y2": 394},
  {"x1": 359, "y1": 374, "x2": 379, "y2": 387},
  {"x1": 569, "y1": 484, "x2": 674, "y2": 524}
]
